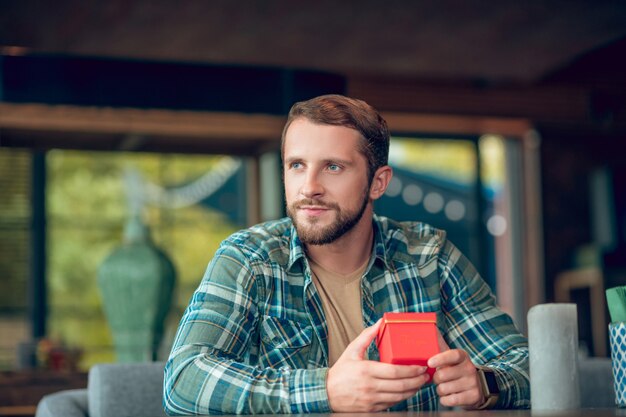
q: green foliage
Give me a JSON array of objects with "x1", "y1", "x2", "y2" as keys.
[
  {"x1": 390, "y1": 135, "x2": 505, "y2": 191},
  {"x1": 390, "y1": 137, "x2": 477, "y2": 184},
  {"x1": 0, "y1": 149, "x2": 31, "y2": 311},
  {"x1": 46, "y1": 150, "x2": 240, "y2": 369}
]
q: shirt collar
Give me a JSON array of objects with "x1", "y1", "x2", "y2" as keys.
[
  {"x1": 287, "y1": 222, "x2": 307, "y2": 272},
  {"x1": 372, "y1": 214, "x2": 392, "y2": 269}
]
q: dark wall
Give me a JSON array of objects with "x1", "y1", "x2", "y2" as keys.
[
  {"x1": 540, "y1": 129, "x2": 626, "y2": 296},
  {"x1": 540, "y1": 133, "x2": 594, "y2": 301},
  {"x1": 539, "y1": 128, "x2": 626, "y2": 355}
]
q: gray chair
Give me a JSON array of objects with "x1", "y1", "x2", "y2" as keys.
[
  {"x1": 36, "y1": 362, "x2": 166, "y2": 417},
  {"x1": 579, "y1": 357, "x2": 615, "y2": 408},
  {"x1": 35, "y1": 389, "x2": 88, "y2": 417}
]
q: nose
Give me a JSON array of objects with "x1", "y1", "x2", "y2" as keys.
[{"x1": 300, "y1": 170, "x2": 324, "y2": 199}]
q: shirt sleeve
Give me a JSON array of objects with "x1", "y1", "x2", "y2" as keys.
[
  {"x1": 163, "y1": 243, "x2": 331, "y2": 415},
  {"x1": 437, "y1": 239, "x2": 530, "y2": 409}
]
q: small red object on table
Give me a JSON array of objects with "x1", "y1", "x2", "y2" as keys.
[{"x1": 376, "y1": 312, "x2": 440, "y2": 378}]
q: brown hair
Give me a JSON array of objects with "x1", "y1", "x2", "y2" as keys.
[{"x1": 281, "y1": 94, "x2": 390, "y2": 180}]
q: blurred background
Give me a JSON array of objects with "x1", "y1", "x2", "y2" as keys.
[{"x1": 1, "y1": 0, "x2": 626, "y2": 400}]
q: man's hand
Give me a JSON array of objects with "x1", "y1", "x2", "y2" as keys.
[
  {"x1": 427, "y1": 332, "x2": 484, "y2": 409},
  {"x1": 327, "y1": 319, "x2": 430, "y2": 412}
]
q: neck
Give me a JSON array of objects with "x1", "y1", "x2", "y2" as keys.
[{"x1": 304, "y1": 208, "x2": 375, "y2": 275}]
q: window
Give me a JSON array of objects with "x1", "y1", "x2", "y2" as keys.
[
  {"x1": 0, "y1": 148, "x2": 31, "y2": 370},
  {"x1": 375, "y1": 136, "x2": 492, "y2": 284},
  {"x1": 45, "y1": 150, "x2": 244, "y2": 368},
  {"x1": 374, "y1": 135, "x2": 520, "y2": 321}
]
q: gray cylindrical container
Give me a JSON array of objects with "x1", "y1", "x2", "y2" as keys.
[{"x1": 528, "y1": 303, "x2": 580, "y2": 410}]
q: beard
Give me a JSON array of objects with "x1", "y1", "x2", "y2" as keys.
[{"x1": 287, "y1": 187, "x2": 370, "y2": 245}]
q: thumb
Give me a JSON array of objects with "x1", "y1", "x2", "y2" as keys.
[{"x1": 343, "y1": 318, "x2": 383, "y2": 360}]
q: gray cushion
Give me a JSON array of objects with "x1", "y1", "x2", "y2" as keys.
[
  {"x1": 579, "y1": 357, "x2": 615, "y2": 408},
  {"x1": 88, "y1": 362, "x2": 166, "y2": 417},
  {"x1": 35, "y1": 389, "x2": 88, "y2": 417}
]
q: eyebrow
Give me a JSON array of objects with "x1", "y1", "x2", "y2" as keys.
[{"x1": 284, "y1": 156, "x2": 355, "y2": 166}]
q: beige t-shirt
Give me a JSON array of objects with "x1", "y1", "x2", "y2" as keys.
[{"x1": 309, "y1": 257, "x2": 368, "y2": 366}]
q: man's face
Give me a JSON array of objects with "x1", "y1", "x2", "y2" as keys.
[{"x1": 283, "y1": 118, "x2": 372, "y2": 245}]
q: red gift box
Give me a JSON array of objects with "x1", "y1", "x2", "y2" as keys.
[{"x1": 376, "y1": 312, "x2": 440, "y2": 378}]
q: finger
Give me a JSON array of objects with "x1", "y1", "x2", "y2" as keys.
[
  {"x1": 435, "y1": 375, "x2": 479, "y2": 397},
  {"x1": 372, "y1": 389, "x2": 424, "y2": 409},
  {"x1": 343, "y1": 319, "x2": 382, "y2": 360},
  {"x1": 431, "y1": 360, "x2": 475, "y2": 384},
  {"x1": 428, "y1": 348, "x2": 466, "y2": 369},
  {"x1": 374, "y1": 373, "x2": 431, "y2": 393},
  {"x1": 367, "y1": 361, "x2": 427, "y2": 379},
  {"x1": 439, "y1": 389, "x2": 483, "y2": 408}
]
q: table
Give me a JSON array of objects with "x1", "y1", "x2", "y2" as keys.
[
  {"x1": 0, "y1": 369, "x2": 87, "y2": 417},
  {"x1": 255, "y1": 411, "x2": 625, "y2": 417}
]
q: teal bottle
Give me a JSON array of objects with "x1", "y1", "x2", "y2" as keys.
[{"x1": 97, "y1": 215, "x2": 176, "y2": 362}]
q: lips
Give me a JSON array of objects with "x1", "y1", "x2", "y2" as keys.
[
  {"x1": 293, "y1": 200, "x2": 333, "y2": 217},
  {"x1": 298, "y1": 205, "x2": 329, "y2": 210},
  {"x1": 294, "y1": 199, "x2": 330, "y2": 209},
  {"x1": 299, "y1": 206, "x2": 329, "y2": 216}
]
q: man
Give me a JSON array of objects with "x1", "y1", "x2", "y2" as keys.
[{"x1": 163, "y1": 94, "x2": 530, "y2": 415}]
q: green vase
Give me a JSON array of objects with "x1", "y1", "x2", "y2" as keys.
[{"x1": 97, "y1": 215, "x2": 176, "y2": 362}]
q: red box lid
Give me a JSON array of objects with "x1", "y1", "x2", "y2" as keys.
[
  {"x1": 376, "y1": 312, "x2": 438, "y2": 342},
  {"x1": 376, "y1": 312, "x2": 439, "y2": 377}
]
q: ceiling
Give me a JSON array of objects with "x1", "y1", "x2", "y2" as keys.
[
  {"x1": 2, "y1": 0, "x2": 626, "y2": 155},
  {"x1": 2, "y1": 0, "x2": 626, "y2": 84}
]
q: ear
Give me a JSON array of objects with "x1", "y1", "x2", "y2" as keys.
[{"x1": 369, "y1": 165, "x2": 393, "y2": 200}]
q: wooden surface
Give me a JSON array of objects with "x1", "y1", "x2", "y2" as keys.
[
  {"x1": 0, "y1": 102, "x2": 285, "y2": 155},
  {"x1": 0, "y1": 369, "x2": 87, "y2": 417},
  {"x1": 157, "y1": 410, "x2": 625, "y2": 417},
  {"x1": 264, "y1": 411, "x2": 623, "y2": 417},
  {"x1": 0, "y1": 405, "x2": 37, "y2": 417}
]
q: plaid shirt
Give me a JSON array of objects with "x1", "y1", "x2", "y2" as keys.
[{"x1": 164, "y1": 215, "x2": 530, "y2": 415}]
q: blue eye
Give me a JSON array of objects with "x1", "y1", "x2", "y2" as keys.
[
  {"x1": 328, "y1": 164, "x2": 341, "y2": 171},
  {"x1": 290, "y1": 162, "x2": 303, "y2": 169}
]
